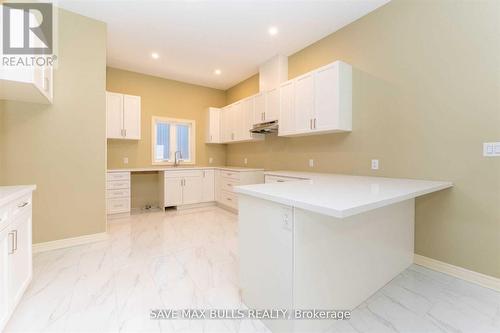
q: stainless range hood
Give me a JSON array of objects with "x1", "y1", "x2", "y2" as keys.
[{"x1": 250, "y1": 120, "x2": 278, "y2": 134}]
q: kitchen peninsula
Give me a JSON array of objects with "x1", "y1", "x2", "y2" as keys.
[{"x1": 235, "y1": 171, "x2": 453, "y2": 333}]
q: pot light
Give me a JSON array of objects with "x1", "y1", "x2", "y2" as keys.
[
  {"x1": 214, "y1": 69, "x2": 222, "y2": 75},
  {"x1": 268, "y1": 26, "x2": 278, "y2": 36},
  {"x1": 151, "y1": 52, "x2": 159, "y2": 59}
]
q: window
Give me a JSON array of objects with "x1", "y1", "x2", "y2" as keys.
[{"x1": 152, "y1": 117, "x2": 195, "y2": 164}]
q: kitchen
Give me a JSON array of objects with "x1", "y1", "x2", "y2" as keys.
[{"x1": 0, "y1": 1, "x2": 499, "y2": 332}]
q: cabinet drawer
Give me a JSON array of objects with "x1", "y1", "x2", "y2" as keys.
[
  {"x1": 107, "y1": 172, "x2": 130, "y2": 181},
  {"x1": 265, "y1": 175, "x2": 308, "y2": 183},
  {"x1": 106, "y1": 188, "x2": 130, "y2": 199},
  {"x1": 221, "y1": 178, "x2": 240, "y2": 193},
  {"x1": 220, "y1": 170, "x2": 240, "y2": 180},
  {"x1": 106, "y1": 180, "x2": 130, "y2": 190},
  {"x1": 107, "y1": 198, "x2": 130, "y2": 214},
  {"x1": 220, "y1": 190, "x2": 238, "y2": 210},
  {"x1": 10, "y1": 194, "x2": 32, "y2": 220},
  {"x1": 164, "y1": 170, "x2": 204, "y2": 178}
]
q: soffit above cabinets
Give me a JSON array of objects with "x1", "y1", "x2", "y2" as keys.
[{"x1": 57, "y1": 0, "x2": 390, "y2": 90}]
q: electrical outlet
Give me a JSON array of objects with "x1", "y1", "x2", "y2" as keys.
[
  {"x1": 371, "y1": 159, "x2": 379, "y2": 170},
  {"x1": 483, "y1": 142, "x2": 500, "y2": 157},
  {"x1": 309, "y1": 159, "x2": 314, "y2": 168},
  {"x1": 123, "y1": 157, "x2": 129, "y2": 164},
  {"x1": 244, "y1": 158, "x2": 248, "y2": 165},
  {"x1": 209, "y1": 157, "x2": 213, "y2": 164}
]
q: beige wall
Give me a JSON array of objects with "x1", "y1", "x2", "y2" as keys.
[
  {"x1": 0, "y1": 9, "x2": 107, "y2": 243},
  {"x1": 106, "y1": 68, "x2": 227, "y2": 208},
  {"x1": 225, "y1": 0, "x2": 500, "y2": 278}
]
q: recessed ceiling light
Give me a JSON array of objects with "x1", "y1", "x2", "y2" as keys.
[
  {"x1": 268, "y1": 26, "x2": 278, "y2": 36},
  {"x1": 151, "y1": 52, "x2": 159, "y2": 59},
  {"x1": 214, "y1": 69, "x2": 222, "y2": 75}
]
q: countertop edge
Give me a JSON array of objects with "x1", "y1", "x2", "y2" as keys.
[
  {"x1": 0, "y1": 185, "x2": 37, "y2": 208},
  {"x1": 234, "y1": 181, "x2": 453, "y2": 219}
]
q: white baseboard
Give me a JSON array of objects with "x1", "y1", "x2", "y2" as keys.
[
  {"x1": 414, "y1": 254, "x2": 500, "y2": 292},
  {"x1": 175, "y1": 202, "x2": 216, "y2": 211},
  {"x1": 33, "y1": 232, "x2": 109, "y2": 253}
]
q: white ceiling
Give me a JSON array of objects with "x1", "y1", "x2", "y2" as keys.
[{"x1": 57, "y1": 0, "x2": 389, "y2": 90}]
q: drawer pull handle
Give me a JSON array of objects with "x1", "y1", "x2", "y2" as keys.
[
  {"x1": 8, "y1": 232, "x2": 15, "y2": 254},
  {"x1": 277, "y1": 180, "x2": 285, "y2": 182},
  {"x1": 17, "y1": 202, "x2": 29, "y2": 208},
  {"x1": 226, "y1": 198, "x2": 232, "y2": 201}
]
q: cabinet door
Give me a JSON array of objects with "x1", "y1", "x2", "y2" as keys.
[
  {"x1": 106, "y1": 92, "x2": 124, "y2": 139},
  {"x1": 123, "y1": 95, "x2": 141, "y2": 139},
  {"x1": 253, "y1": 93, "x2": 266, "y2": 125},
  {"x1": 182, "y1": 176, "x2": 203, "y2": 205},
  {"x1": 206, "y1": 108, "x2": 221, "y2": 143},
  {"x1": 202, "y1": 170, "x2": 215, "y2": 202},
  {"x1": 265, "y1": 88, "x2": 279, "y2": 122},
  {"x1": 0, "y1": 229, "x2": 9, "y2": 330},
  {"x1": 165, "y1": 178, "x2": 183, "y2": 207},
  {"x1": 8, "y1": 210, "x2": 32, "y2": 309},
  {"x1": 278, "y1": 81, "x2": 294, "y2": 136},
  {"x1": 221, "y1": 106, "x2": 233, "y2": 143},
  {"x1": 294, "y1": 74, "x2": 314, "y2": 133},
  {"x1": 314, "y1": 64, "x2": 338, "y2": 131},
  {"x1": 240, "y1": 98, "x2": 254, "y2": 141},
  {"x1": 232, "y1": 102, "x2": 242, "y2": 141}
]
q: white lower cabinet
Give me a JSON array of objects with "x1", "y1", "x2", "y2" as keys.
[
  {"x1": 7, "y1": 210, "x2": 32, "y2": 309},
  {"x1": 106, "y1": 172, "x2": 131, "y2": 215},
  {"x1": 160, "y1": 170, "x2": 214, "y2": 208},
  {"x1": 0, "y1": 189, "x2": 34, "y2": 332},
  {"x1": 0, "y1": 229, "x2": 9, "y2": 329},
  {"x1": 164, "y1": 178, "x2": 184, "y2": 207},
  {"x1": 215, "y1": 169, "x2": 264, "y2": 211},
  {"x1": 202, "y1": 170, "x2": 215, "y2": 202},
  {"x1": 182, "y1": 176, "x2": 203, "y2": 205}
]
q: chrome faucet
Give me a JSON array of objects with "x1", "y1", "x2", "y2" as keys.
[{"x1": 173, "y1": 150, "x2": 182, "y2": 167}]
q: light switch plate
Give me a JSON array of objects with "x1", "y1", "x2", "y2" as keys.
[
  {"x1": 483, "y1": 142, "x2": 500, "y2": 157},
  {"x1": 209, "y1": 157, "x2": 213, "y2": 164},
  {"x1": 244, "y1": 158, "x2": 248, "y2": 165},
  {"x1": 309, "y1": 159, "x2": 314, "y2": 168},
  {"x1": 123, "y1": 157, "x2": 129, "y2": 164},
  {"x1": 371, "y1": 159, "x2": 379, "y2": 170}
]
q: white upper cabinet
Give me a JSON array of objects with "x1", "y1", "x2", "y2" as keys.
[
  {"x1": 0, "y1": 65, "x2": 53, "y2": 105},
  {"x1": 106, "y1": 92, "x2": 141, "y2": 140},
  {"x1": 220, "y1": 99, "x2": 263, "y2": 144},
  {"x1": 294, "y1": 74, "x2": 315, "y2": 133},
  {"x1": 265, "y1": 88, "x2": 280, "y2": 122},
  {"x1": 279, "y1": 61, "x2": 352, "y2": 137},
  {"x1": 278, "y1": 81, "x2": 295, "y2": 136},
  {"x1": 253, "y1": 92, "x2": 266, "y2": 124},
  {"x1": 205, "y1": 107, "x2": 221, "y2": 143},
  {"x1": 0, "y1": 10, "x2": 53, "y2": 105},
  {"x1": 122, "y1": 95, "x2": 141, "y2": 139},
  {"x1": 252, "y1": 89, "x2": 279, "y2": 125}
]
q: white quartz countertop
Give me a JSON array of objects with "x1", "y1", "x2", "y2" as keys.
[
  {"x1": 234, "y1": 172, "x2": 452, "y2": 218},
  {"x1": 107, "y1": 166, "x2": 264, "y2": 173},
  {"x1": 0, "y1": 185, "x2": 36, "y2": 207}
]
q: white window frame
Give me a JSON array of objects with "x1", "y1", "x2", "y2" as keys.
[{"x1": 151, "y1": 116, "x2": 196, "y2": 165}]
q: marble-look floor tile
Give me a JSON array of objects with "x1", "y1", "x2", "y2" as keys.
[{"x1": 5, "y1": 207, "x2": 499, "y2": 333}]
